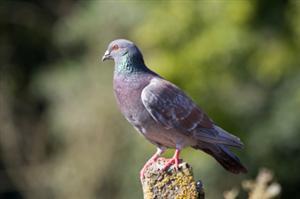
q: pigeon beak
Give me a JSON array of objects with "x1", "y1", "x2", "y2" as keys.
[{"x1": 102, "y1": 50, "x2": 111, "y2": 62}]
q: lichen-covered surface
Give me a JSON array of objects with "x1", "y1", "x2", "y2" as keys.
[{"x1": 141, "y1": 158, "x2": 204, "y2": 199}]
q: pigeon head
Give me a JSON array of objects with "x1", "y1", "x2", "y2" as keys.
[{"x1": 102, "y1": 39, "x2": 145, "y2": 70}]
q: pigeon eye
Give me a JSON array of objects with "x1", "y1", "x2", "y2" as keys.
[{"x1": 112, "y1": 44, "x2": 119, "y2": 51}]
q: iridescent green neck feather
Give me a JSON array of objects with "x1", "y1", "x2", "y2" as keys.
[{"x1": 114, "y1": 52, "x2": 148, "y2": 74}]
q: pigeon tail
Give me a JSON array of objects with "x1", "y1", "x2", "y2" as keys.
[
  {"x1": 213, "y1": 125, "x2": 244, "y2": 149},
  {"x1": 195, "y1": 125, "x2": 244, "y2": 149},
  {"x1": 193, "y1": 143, "x2": 247, "y2": 174}
]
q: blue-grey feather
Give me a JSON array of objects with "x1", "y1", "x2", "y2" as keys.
[{"x1": 104, "y1": 39, "x2": 247, "y2": 174}]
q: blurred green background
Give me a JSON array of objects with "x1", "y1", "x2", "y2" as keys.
[{"x1": 1, "y1": 0, "x2": 300, "y2": 198}]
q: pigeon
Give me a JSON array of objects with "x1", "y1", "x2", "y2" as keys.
[{"x1": 102, "y1": 39, "x2": 247, "y2": 179}]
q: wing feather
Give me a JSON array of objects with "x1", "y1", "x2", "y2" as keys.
[
  {"x1": 141, "y1": 78, "x2": 243, "y2": 148},
  {"x1": 141, "y1": 78, "x2": 213, "y2": 132}
]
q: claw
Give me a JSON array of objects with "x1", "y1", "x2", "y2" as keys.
[{"x1": 161, "y1": 149, "x2": 181, "y2": 171}]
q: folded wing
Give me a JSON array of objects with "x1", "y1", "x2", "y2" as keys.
[{"x1": 141, "y1": 78, "x2": 243, "y2": 148}]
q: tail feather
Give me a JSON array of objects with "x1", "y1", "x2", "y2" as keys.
[
  {"x1": 214, "y1": 126, "x2": 244, "y2": 148},
  {"x1": 194, "y1": 143, "x2": 247, "y2": 174},
  {"x1": 195, "y1": 125, "x2": 244, "y2": 149}
]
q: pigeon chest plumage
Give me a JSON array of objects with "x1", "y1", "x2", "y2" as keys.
[
  {"x1": 113, "y1": 72, "x2": 195, "y2": 148},
  {"x1": 113, "y1": 72, "x2": 153, "y2": 133}
]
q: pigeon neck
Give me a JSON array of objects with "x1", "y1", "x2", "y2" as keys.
[{"x1": 114, "y1": 53, "x2": 148, "y2": 74}]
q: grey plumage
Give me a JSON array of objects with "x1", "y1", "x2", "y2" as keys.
[{"x1": 102, "y1": 39, "x2": 247, "y2": 175}]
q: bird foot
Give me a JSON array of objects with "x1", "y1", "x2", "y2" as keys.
[
  {"x1": 161, "y1": 149, "x2": 181, "y2": 171},
  {"x1": 161, "y1": 157, "x2": 181, "y2": 171},
  {"x1": 140, "y1": 149, "x2": 165, "y2": 181},
  {"x1": 140, "y1": 159, "x2": 156, "y2": 181}
]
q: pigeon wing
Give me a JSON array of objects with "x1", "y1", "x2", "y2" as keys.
[
  {"x1": 141, "y1": 78, "x2": 243, "y2": 148},
  {"x1": 141, "y1": 78, "x2": 214, "y2": 134}
]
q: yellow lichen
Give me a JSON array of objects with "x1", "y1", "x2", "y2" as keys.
[{"x1": 141, "y1": 158, "x2": 202, "y2": 199}]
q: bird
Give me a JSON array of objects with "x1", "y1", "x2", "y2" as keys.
[{"x1": 102, "y1": 39, "x2": 247, "y2": 179}]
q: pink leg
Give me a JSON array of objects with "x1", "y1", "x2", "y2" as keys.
[
  {"x1": 140, "y1": 148, "x2": 165, "y2": 180},
  {"x1": 161, "y1": 149, "x2": 181, "y2": 171}
]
